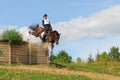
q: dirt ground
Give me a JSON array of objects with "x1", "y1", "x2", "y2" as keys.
[{"x1": 0, "y1": 65, "x2": 120, "y2": 80}]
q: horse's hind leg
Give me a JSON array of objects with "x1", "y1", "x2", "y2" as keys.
[{"x1": 39, "y1": 36, "x2": 43, "y2": 42}]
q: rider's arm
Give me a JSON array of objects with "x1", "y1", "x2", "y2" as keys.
[
  {"x1": 42, "y1": 19, "x2": 44, "y2": 27},
  {"x1": 49, "y1": 21, "x2": 51, "y2": 26}
]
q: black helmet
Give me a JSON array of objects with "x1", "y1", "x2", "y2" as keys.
[{"x1": 43, "y1": 14, "x2": 47, "y2": 17}]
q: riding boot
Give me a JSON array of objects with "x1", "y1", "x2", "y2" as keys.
[{"x1": 42, "y1": 34, "x2": 47, "y2": 43}]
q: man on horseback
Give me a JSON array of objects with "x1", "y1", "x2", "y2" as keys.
[{"x1": 42, "y1": 14, "x2": 52, "y2": 42}]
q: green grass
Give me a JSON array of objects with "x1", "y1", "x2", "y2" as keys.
[
  {"x1": 0, "y1": 62, "x2": 119, "y2": 80},
  {"x1": 62, "y1": 62, "x2": 120, "y2": 76},
  {"x1": 0, "y1": 68, "x2": 98, "y2": 80}
]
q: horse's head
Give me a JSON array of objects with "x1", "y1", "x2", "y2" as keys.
[{"x1": 53, "y1": 30, "x2": 61, "y2": 45}]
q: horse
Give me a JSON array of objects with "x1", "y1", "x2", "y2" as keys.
[{"x1": 29, "y1": 25, "x2": 61, "y2": 63}]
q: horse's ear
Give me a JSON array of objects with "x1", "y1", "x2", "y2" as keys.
[{"x1": 36, "y1": 24, "x2": 39, "y2": 28}]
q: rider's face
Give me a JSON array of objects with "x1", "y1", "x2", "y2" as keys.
[{"x1": 44, "y1": 16, "x2": 47, "y2": 19}]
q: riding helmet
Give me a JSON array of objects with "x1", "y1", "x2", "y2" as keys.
[{"x1": 43, "y1": 14, "x2": 47, "y2": 17}]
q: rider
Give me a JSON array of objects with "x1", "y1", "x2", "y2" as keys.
[{"x1": 42, "y1": 14, "x2": 52, "y2": 42}]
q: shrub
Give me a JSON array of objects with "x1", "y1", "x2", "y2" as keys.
[
  {"x1": 0, "y1": 29, "x2": 23, "y2": 44},
  {"x1": 87, "y1": 54, "x2": 94, "y2": 63},
  {"x1": 76, "y1": 57, "x2": 82, "y2": 63},
  {"x1": 53, "y1": 50, "x2": 72, "y2": 63}
]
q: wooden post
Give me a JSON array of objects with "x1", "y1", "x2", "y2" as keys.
[
  {"x1": 8, "y1": 44, "x2": 11, "y2": 64},
  {"x1": 46, "y1": 49, "x2": 49, "y2": 64},
  {"x1": 46, "y1": 43, "x2": 49, "y2": 64},
  {"x1": 28, "y1": 35, "x2": 31, "y2": 65}
]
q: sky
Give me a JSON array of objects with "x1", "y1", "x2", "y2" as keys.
[{"x1": 0, "y1": 0, "x2": 120, "y2": 61}]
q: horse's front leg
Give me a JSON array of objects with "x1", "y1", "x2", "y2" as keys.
[
  {"x1": 48, "y1": 43, "x2": 54, "y2": 63},
  {"x1": 51, "y1": 43, "x2": 54, "y2": 56}
]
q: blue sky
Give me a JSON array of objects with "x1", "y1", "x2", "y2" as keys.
[
  {"x1": 0, "y1": 0, "x2": 120, "y2": 61},
  {"x1": 1, "y1": 0, "x2": 120, "y2": 26}
]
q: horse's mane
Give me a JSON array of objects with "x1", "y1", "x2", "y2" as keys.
[
  {"x1": 52, "y1": 30, "x2": 59, "y2": 36},
  {"x1": 52, "y1": 30, "x2": 57, "y2": 33}
]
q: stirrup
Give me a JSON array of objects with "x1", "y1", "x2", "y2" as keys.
[{"x1": 42, "y1": 41, "x2": 45, "y2": 43}]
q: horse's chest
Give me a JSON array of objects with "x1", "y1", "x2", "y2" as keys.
[{"x1": 51, "y1": 39, "x2": 55, "y2": 43}]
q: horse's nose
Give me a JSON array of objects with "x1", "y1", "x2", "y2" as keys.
[{"x1": 56, "y1": 42, "x2": 59, "y2": 45}]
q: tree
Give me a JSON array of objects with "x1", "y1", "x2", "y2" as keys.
[
  {"x1": 96, "y1": 53, "x2": 100, "y2": 62},
  {"x1": 55, "y1": 50, "x2": 72, "y2": 63},
  {"x1": 96, "y1": 51, "x2": 110, "y2": 64},
  {"x1": 109, "y1": 46, "x2": 120, "y2": 61},
  {"x1": 88, "y1": 54, "x2": 94, "y2": 63},
  {"x1": 0, "y1": 29, "x2": 23, "y2": 44},
  {"x1": 76, "y1": 57, "x2": 82, "y2": 63}
]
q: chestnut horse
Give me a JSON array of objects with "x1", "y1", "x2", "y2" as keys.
[{"x1": 29, "y1": 25, "x2": 61, "y2": 63}]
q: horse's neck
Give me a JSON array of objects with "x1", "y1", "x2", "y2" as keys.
[
  {"x1": 49, "y1": 32, "x2": 54, "y2": 38},
  {"x1": 46, "y1": 32, "x2": 54, "y2": 42}
]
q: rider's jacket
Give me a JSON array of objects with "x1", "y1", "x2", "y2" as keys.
[{"x1": 42, "y1": 19, "x2": 50, "y2": 27}]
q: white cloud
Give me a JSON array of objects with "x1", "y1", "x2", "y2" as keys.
[
  {"x1": 53, "y1": 5, "x2": 120, "y2": 42},
  {"x1": 0, "y1": 25, "x2": 17, "y2": 34}
]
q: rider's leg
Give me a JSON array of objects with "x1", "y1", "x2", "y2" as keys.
[
  {"x1": 42, "y1": 33, "x2": 47, "y2": 42},
  {"x1": 42, "y1": 25, "x2": 50, "y2": 42},
  {"x1": 49, "y1": 24, "x2": 52, "y2": 32},
  {"x1": 42, "y1": 27, "x2": 48, "y2": 42}
]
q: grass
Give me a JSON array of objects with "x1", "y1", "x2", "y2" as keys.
[
  {"x1": 61, "y1": 62, "x2": 120, "y2": 76},
  {"x1": 0, "y1": 62, "x2": 120, "y2": 80},
  {"x1": 0, "y1": 68, "x2": 98, "y2": 80}
]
